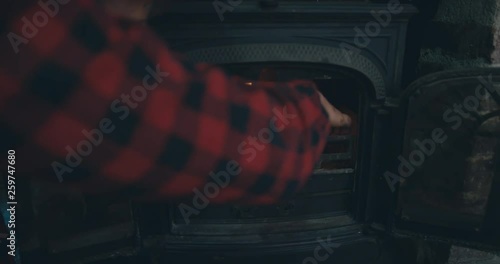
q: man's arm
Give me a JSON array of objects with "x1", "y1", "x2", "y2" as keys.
[{"x1": 0, "y1": 0, "x2": 348, "y2": 204}]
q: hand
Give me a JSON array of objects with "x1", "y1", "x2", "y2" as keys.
[{"x1": 318, "y1": 92, "x2": 352, "y2": 127}]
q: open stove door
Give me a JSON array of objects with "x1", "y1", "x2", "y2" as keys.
[{"x1": 387, "y1": 68, "x2": 500, "y2": 251}]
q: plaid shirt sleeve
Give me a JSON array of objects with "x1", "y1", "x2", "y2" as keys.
[{"x1": 0, "y1": 0, "x2": 331, "y2": 204}]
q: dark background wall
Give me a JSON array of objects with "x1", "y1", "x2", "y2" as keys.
[{"x1": 402, "y1": 0, "x2": 499, "y2": 87}]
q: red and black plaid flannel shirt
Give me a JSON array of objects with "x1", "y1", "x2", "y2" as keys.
[{"x1": 0, "y1": 0, "x2": 331, "y2": 204}]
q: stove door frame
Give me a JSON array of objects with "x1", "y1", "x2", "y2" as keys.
[{"x1": 377, "y1": 68, "x2": 500, "y2": 251}]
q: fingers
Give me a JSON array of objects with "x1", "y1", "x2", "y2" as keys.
[
  {"x1": 330, "y1": 105, "x2": 352, "y2": 127},
  {"x1": 318, "y1": 92, "x2": 352, "y2": 128}
]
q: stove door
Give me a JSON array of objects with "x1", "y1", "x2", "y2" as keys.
[{"x1": 389, "y1": 68, "x2": 500, "y2": 250}]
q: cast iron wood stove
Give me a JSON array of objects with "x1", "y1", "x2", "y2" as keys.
[
  {"x1": 141, "y1": 0, "x2": 417, "y2": 256},
  {"x1": 10, "y1": 1, "x2": 500, "y2": 263}
]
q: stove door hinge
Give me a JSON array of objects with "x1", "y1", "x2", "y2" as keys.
[
  {"x1": 362, "y1": 223, "x2": 390, "y2": 237},
  {"x1": 369, "y1": 97, "x2": 400, "y2": 114}
]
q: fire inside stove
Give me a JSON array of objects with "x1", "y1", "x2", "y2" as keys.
[{"x1": 170, "y1": 63, "x2": 368, "y2": 235}]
